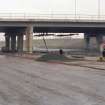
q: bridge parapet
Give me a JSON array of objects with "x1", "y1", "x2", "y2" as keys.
[{"x1": 0, "y1": 13, "x2": 105, "y2": 21}]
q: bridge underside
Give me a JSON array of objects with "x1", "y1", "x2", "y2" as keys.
[
  {"x1": 0, "y1": 27, "x2": 104, "y2": 33},
  {"x1": 34, "y1": 27, "x2": 105, "y2": 34},
  {"x1": 0, "y1": 24, "x2": 105, "y2": 53}
]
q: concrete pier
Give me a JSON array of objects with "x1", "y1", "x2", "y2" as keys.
[
  {"x1": 11, "y1": 35, "x2": 16, "y2": 52},
  {"x1": 5, "y1": 34, "x2": 10, "y2": 51},
  {"x1": 84, "y1": 33, "x2": 90, "y2": 50},
  {"x1": 17, "y1": 34, "x2": 23, "y2": 53},
  {"x1": 96, "y1": 34, "x2": 103, "y2": 50},
  {"x1": 26, "y1": 25, "x2": 33, "y2": 53}
]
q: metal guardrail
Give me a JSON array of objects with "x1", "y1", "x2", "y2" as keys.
[{"x1": 0, "y1": 13, "x2": 105, "y2": 20}]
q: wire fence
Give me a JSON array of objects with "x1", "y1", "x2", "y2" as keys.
[{"x1": 0, "y1": 13, "x2": 105, "y2": 20}]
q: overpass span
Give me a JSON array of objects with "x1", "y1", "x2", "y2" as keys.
[
  {"x1": 0, "y1": 13, "x2": 105, "y2": 53},
  {"x1": 0, "y1": 14, "x2": 105, "y2": 33}
]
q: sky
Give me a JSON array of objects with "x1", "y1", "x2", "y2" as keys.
[{"x1": 0, "y1": 0, "x2": 104, "y2": 15}]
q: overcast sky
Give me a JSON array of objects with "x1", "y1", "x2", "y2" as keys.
[{"x1": 0, "y1": 0, "x2": 104, "y2": 15}]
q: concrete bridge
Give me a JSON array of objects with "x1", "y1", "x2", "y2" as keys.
[{"x1": 1, "y1": 13, "x2": 105, "y2": 53}]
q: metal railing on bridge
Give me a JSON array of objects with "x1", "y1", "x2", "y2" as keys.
[{"x1": 0, "y1": 13, "x2": 105, "y2": 21}]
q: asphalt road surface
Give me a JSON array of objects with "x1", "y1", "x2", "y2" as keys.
[{"x1": 0, "y1": 55, "x2": 105, "y2": 105}]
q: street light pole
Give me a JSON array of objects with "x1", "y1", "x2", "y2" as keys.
[
  {"x1": 98, "y1": 0, "x2": 100, "y2": 18},
  {"x1": 75, "y1": 0, "x2": 77, "y2": 18}
]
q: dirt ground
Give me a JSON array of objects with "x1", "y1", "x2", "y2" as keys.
[{"x1": 0, "y1": 55, "x2": 105, "y2": 105}]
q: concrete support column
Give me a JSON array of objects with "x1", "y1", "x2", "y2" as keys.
[
  {"x1": 11, "y1": 35, "x2": 16, "y2": 52},
  {"x1": 96, "y1": 34, "x2": 103, "y2": 50},
  {"x1": 26, "y1": 25, "x2": 33, "y2": 53},
  {"x1": 5, "y1": 34, "x2": 10, "y2": 51},
  {"x1": 17, "y1": 34, "x2": 23, "y2": 53},
  {"x1": 84, "y1": 33, "x2": 90, "y2": 50}
]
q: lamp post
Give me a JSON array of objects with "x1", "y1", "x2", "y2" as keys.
[
  {"x1": 98, "y1": 0, "x2": 100, "y2": 18},
  {"x1": 75, "y1": 0, "x2": 77, "y2": 18}
]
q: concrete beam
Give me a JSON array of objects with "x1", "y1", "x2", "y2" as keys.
[{"x1": 26, "y1": 25, "x2": 33, "y2": 53}]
